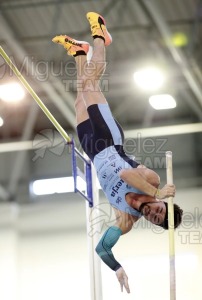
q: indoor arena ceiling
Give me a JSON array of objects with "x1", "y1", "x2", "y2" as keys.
[
  {"x1": 0, "y1": 0, "x2": 202, "y2": 137},
  {"x1": 0, "y1": 0, "x2": 202, "y2": 202}
]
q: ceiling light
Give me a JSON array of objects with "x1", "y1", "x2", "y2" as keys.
[
  {"x1": 133, "y1": 67, "x2": 165, "y2": 91},
  {"x1": 0, "y1": 117, "x2": 4, "y2": 127},
  {"x1": 149, "y1": 94, "x2": 176, "y2": 110},
  {"x1": 0, "y1": 82, "x2": 25, "y2": 102},
  {"x1": 171, "y1": 32, "x2": 188, "y2": 48},
  {"x1": 32, "y1": 177, "x2": 86, "y2": 195}
]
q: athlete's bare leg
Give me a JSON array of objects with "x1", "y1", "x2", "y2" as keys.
[
  {"x1": 74, "y1": 55, "x2": 89, "y2": 126},
  {"x1": 75, "y1": 38, "x2": 107, "y2": 111},
  {"x1": 52, "y1": 12, "x2": 111, "y2": 125}
]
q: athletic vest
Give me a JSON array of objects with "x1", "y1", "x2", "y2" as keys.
[{"x1": 93, "y1": 146, "x2": 144, "y2": 217}]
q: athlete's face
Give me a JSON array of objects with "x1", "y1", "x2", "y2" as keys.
[{"x1": 140, "y1": 201, "x2": 166, "y2": 225}]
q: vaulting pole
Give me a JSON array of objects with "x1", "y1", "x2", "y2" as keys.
[
  {"x1": 0, "y1": 46, "x2": 71, "y2": 143},
  {"x1": 166, "y1": 151, "x2": 176, "y2": 300}
]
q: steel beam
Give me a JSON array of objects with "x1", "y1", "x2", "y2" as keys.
[
  {"x1": 0, "y1": 122, "x2": 201, "y2": 154},
  {"x1": 124, "y1": 122, "x2": 202, "y2": 139},
  {"x1": 141, "y1": 0, "x2": 202, "y2": 109}
]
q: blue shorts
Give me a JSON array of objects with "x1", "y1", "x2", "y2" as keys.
[
  {"x1": 77, "y1": 103, "x2": 139, "y2": 168},
  {"x1": 77, "y1": 103, "x2": 143, "y2": 217}
]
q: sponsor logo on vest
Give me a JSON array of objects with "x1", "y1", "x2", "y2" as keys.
[
  {"x1": 103, "y1": 183, "x2": 108, "y2": 191},
  {"x1": 116, "y1": 196, "x2": 122, "y2": 204},
  {"x1": 102, "y1": 172, "x2": 107, "y2": 179},
  {"x1": 97, "y1": 160, "x2": 108, "y2": 173},
  {"x1": 111, "y1": 179, "x2": 124, "y2": 197},
  {"x1": 114, "y1": 166, "x2": 122, "y2": 174},
  {"x1": 109, "y1": 154, "x2": 116, "y2": 161}
]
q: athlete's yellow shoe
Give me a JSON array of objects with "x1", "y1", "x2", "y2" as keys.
[
  {"x1": 52, "y1": 35, "x2": 90, "y2": 57},
  {"x1": 86, "y1": 12, "x2": 112, "y2": 46}
]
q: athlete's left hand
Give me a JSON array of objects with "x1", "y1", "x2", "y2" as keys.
[
  {"x1": 116, "y1": 267, "x2": 130, "y2": 293},
  {"x1": 157, "y1": 184, "x2": 176, "y2": 199}
]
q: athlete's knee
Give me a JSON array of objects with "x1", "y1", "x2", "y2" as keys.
[{"x1": 78, "y1": 73, "x2": 100, "y2": 92}]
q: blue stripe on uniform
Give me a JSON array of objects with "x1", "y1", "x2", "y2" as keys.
[{"x1": 98, "y1": 103, "x2": 122, "y2": 145}]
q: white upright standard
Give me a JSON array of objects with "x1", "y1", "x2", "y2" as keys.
[{"x1": 85, "y1": 158, "x2": 103, "y2": 300}]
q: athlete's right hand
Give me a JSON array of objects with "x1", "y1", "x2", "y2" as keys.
[
  {"x1": 157, "y1": 184, "x2": 176, "y2": 199},
  {"x1": 116, "y1": 267, "x2": 130, "y2": 293}
]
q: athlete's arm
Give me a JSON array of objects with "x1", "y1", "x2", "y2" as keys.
[
  {"x1": 95, "y1": 226, "x2": 122, "y2": 271},
  {"x1": 95, "y1": 211, "x2": 135, "y2": 270},
  {"x1": 119, "y1": 168, "x2": 175, "y2": 199},
  {"x1": 95, "y1": 211, "x2": 135, "y2": 293}
]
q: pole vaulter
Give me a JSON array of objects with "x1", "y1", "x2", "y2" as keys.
[{"x1": 0, "y1": 11, "x2": 183, "y2": 299}]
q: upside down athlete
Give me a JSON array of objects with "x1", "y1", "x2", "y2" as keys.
[{"x1": 53, "y1": 12, "x2": 183, "y2": 293}]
